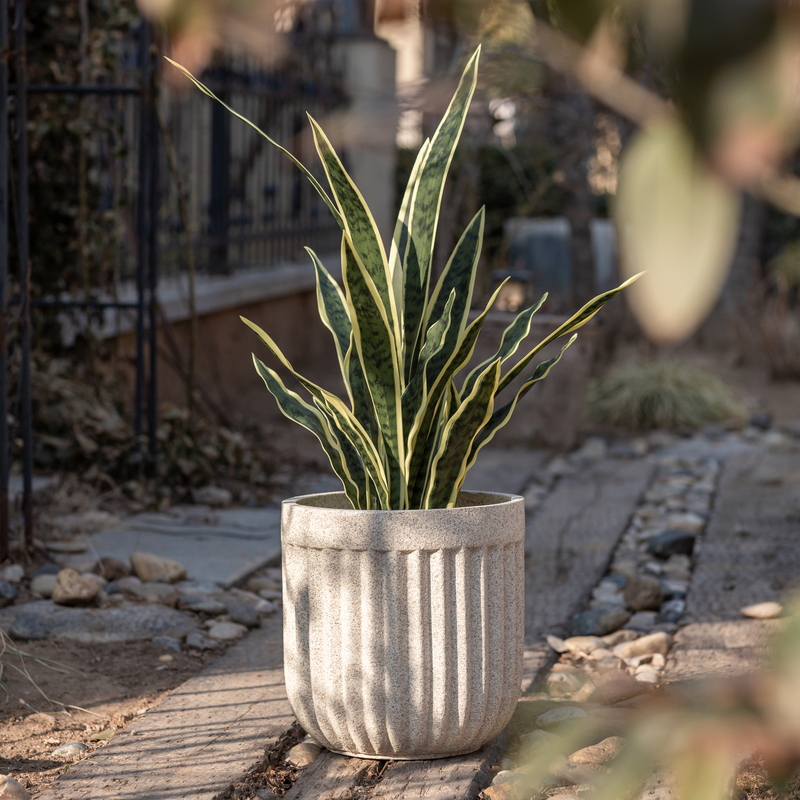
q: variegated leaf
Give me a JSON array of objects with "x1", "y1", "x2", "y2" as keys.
[
  {"x1": 243, "y1": 316, "x2": 389, "y2": 505},
  {"x1": 410, "y1": 47, "x2": 480, "y2": 305},
  {"x1": 404, "y1": 280, "x2": 508, "y2": 496},
  {"x1": 307, "y1": 248, "x2": 351, "y2": 369},
  {"x1": 465, "y1": 335, "x2": 577, "y2": 471},
  {"x1": 401, "y1": 289, "x2": 455, "y2": 441},
  {"x1": 164, "y1": 58, "x2": 343, "y2": 230},
  {"x1": 424, "y1": 359, "x2": 502, "y2": 509},
  {"x1": 251, "y1": 355, "x2": 360, "y2": 507},
  {"x1": 423, "y1": 207, "x2": 484, "y2": 344},
  {"x1": 308, "y1": 117, "x2": 400, "y2": 350},
  {"x1": 497, "y1": 274, "x2": 642, "y2": 395},
  {"x1": 341, "y1": 239, "x2": 406, "y2": 508},
  {"x1": 460, "y1": 293, "x2": 547, "y2": 398}
]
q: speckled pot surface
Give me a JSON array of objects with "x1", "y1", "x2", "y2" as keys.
[{"x1": 280, "y1": 490, "x2": 525, "y2": 760}]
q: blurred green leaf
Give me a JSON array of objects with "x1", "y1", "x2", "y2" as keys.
[{"x1": 614, "y1": 119, "x2": 741, "y2": 343}]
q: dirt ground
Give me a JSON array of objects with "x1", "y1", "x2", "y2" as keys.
[
  {"x1": 0, "y1": 638, "x2": 221, "y2": 795},
  {"x1": 2, "y1": 345, "x2": 799, "y2": 797}
]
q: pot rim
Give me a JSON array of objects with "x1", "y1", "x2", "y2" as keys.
[
  {"x1": 281, "y1": 489, "x2": 523, "y2": 514},
  {"x1": 281, "y1": 490, "x2": 525, "y2": 550}
]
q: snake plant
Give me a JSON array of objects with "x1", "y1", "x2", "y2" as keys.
[{"x1": 168, "y1": 48, "x2": 639, "y2": 510}]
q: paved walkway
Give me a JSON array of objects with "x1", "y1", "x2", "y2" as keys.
[{"x1": 22, "y1": 436, "x2": 800, "y2": 800}]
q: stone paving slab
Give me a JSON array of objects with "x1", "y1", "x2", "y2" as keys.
[
  {"x1": 35, "y1": 613, "x2": 291, "y2": 800},
  {"x1": 667, "y1": 451, "x2": 800, "y2": 681},
  {"x1": 523, "y1": 457, "x2": 655, "y2": 644},
  {"x1": 684, "y1": 451, "x2": 800, "y2": 623},
  {"x1": 88, "y1": 506, "x2": 282, "y2": 588}
]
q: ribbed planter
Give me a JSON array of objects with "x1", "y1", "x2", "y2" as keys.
[{"x1": 280, "y1": 490, "x2": 525, "y2": 760}]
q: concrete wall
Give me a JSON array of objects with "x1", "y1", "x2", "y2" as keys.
[{"x1": 117, "y1": 274, "x2": 593, "y2": 454}]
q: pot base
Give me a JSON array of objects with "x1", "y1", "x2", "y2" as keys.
[{"x1": 326, "y1": 746, "x2": 481, "y2": 761}]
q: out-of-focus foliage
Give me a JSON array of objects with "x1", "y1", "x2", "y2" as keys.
[
  {"x1": 615, "y1": 119, "x2": 741, "y2": 343},
  {"x1": 511, "y1": 604, "x2": 800, "y2": 800},
  {"x1": 585, "y1": 358, "x2": 746, "y2": 430}
]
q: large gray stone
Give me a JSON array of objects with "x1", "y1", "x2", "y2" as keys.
[
  {"x1": 8, "y1": 600, "x2": 196, "y2": 643},
  {"x1": 566, "y1": 607, "x2": 630, "y2": 637}
]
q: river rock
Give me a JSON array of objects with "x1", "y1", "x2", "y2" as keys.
[
  {"x1": 225, "y1": 600, "x2": 260, "y2": 628},
  {"x1": 181, "y1": 598, "x2": 227, "y2": 615},
  {"x1": 0, "y1": 775, "x2": 31, "y2": 800},
  {"x1": 549, "y1": 756, "x2": 602, "y2": 785},
  {"x1": 0, "y1": 580, "x2": 17, "y2": 607},
  {"x1": 130, "y1": 551, "x2": 186, "y2": 583},
  {"x1": 285, "y1": 741, "x2": 322, "y2": 767},
  {"x1": 588, "y1": 669, "x2": 648, "y2": 704},
  {"x1": 562, "y1": 635, "x2": 605, "y2": 654},
  {"x1": 647, "y1": 530, "x2": 696, "y2": 559},
  {"x1": 207, "y1": 621, "x2": 248, "y2": 641},
  {"x1": 9, "y1": 600, "x2": 196, "y2": 642},
  {"x1": 613, "y1": 631, "x2": 671, "y2": 659},
  {"x1": 623, "y1": 576, "x2": 663, "y2": 611},
  {"x1": 115, "y1": 576, "x2": 143, "y2": 592},
  {"x1": 91, "y1": 556, "x2": 130, "y2": 581},
  {"x1": 30, "y1": 573, "x2": 57, "y2": 598},
  {"x1": 519, "y1": 729, "x2": 564, "y2": 754},
  {"x1": 566, "y1": 607, "x2": 630, "y2": 637},
  {"x1": 740, "y1": 601, "x2": 783, "y2": 619},
  {"x1": 51, "y1": 569, "x2": 100, "y2": 606},
  {"x1": 535, "y1": 707, "x2": 587, "y2": 729},
  {"x1": 0, "y1": 565, "x2": 24, "y2": 584},
  {"x1": 247, "y1": 577, "x2": 282, "y2": 593},
  {"x1": 547, "y1": 671, "x2": 583, "y2": 697},
  {"x1": 127, "y1": 582, "x2": 178, "y2": 606},
  {"x1": 192, "y1": 485, "x2": 232, "y2": 507},
  {"x1": 51, "y1": 741, "x2": 88, "y2": 758},
  {"x1": 184, "y1": 630, "x2": 219, "y2": 650},
  {"x1": 602, "y1": 629, "x2": 639, "y2": 646},
  {"x1": 569, "y1": 736, "x2": 624, "y2": 766}
]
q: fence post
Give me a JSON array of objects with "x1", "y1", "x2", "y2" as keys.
[
  {"x1": 209, "y1": 82, "x2": 230, "y2": 275},
  {"x1": 0, "y1": 0, "x2": 8, "y2": 561}
]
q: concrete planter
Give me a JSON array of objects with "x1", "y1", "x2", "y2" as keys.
[{"x1": 281, "y1": 490, "x2": 525, "y2": 760}]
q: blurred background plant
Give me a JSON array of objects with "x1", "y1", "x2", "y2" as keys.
[{"x1": 585, "y1": 359, "x2": 748, "y2": 431}]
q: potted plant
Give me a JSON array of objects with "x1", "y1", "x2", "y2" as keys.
[{"x1": 169, "y1": 48, "x2": 638, "y2": 760}]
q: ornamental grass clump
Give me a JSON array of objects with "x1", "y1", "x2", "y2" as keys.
[
  {"x1": 170, "y1": 48, "x2": 638, "y2": 510},
  {"x1": 586, "y1": 359, "x2": 746, "y2": 431}
]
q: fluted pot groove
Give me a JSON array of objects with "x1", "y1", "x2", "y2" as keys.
[{"x1": 281, "y1": 490, "x2": 525, "y2": 760}]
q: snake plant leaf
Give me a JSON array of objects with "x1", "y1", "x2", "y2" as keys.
[
  {"x1": 404, "y1": 280, "x2": 508, "y2": 497},
  {"x1": 401, "y1": 290, "x2": 455, "y2": 439},
  {"x1": 307, "y1": 248, "x2": 351, "y2": 370},
  {"x1": 410, "y1": 47, "x2": 480, "y2": 306},
  {"x1": 242, "y1": 316, "x2": 389, "y2": 504},
  {"x1": 251, "y1": 355, "x2": 360, "y2": 507},
  {"x1": 344, "y1": 334, "x2": 378, "y2": 441},
  {"x1": 423, "y1": 206, "x2": 485, "y2": 359},
  {"x1": 390, "y1": 139, "x2": 431, "y2": 322},
  {"x1": 400, "y1": 230, "x2": 425, "y2": 383},
  {"x1": 465, "y1": 335, "x2": 577, "y2": 471},
  {"x1": 424, "y1": 359, "x2": 502, "y2": 509},
  {"x1": 164, "y1": 58, "x2": 343, "y2": 231},
  {"x1": 496, "y1": 273, "x2": 642, "y2": 396},
  {"x1": 313, "y1": 394, "x2": 391, "y2": 509},
  {"x1": 341, "y1": 238, "x2": 406, "y2": 507},
  {"x1": 308, "y1": 117, "x2": 400, "y2": 351},
  {"x1": 460, "y1": 293, "x2": 548, "y2": 398}
]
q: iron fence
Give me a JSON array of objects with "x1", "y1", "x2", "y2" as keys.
[{"x1": 0, "y1": 0, "x2": 348, "y2": 559}]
